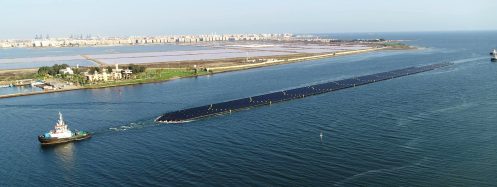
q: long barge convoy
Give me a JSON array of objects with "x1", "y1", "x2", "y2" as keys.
[{"x1": 155, "y1": 62, "x2": 452, "y2": 123}]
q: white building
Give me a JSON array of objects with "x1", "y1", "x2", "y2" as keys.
[
  {"x1": 84, "y1": 64, "x2": 126, "y2": 82},
  {"x1": 111, "y1": 64, "x2": 123, "y2": 80},
  {"x1": 59, "y1": 67, "x2": 74, "y2": 75}
]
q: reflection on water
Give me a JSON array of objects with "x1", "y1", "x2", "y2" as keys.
[
  {"x1": 41, "y1": 143, "x2": 75, "y2": 171},
  {"x1": 0, "y1": 85, "x2": 42, "y2": 96},
  {"x1": 40, "y1": 143, "x2": 78, "y2": 184}
]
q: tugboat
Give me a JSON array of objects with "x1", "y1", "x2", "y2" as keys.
[
  {"x1": 38, "y1": 112, "x2": 91, "y2": 145},
  {"x1": 491, "y1": 49, "x2": 497, "y2": 62}
]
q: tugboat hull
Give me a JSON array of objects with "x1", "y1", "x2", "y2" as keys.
[{"x1": 38, "y1": 133, "x2": 92, "y2": 145}]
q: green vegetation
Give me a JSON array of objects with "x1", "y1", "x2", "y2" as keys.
[
  {"x1": 382, "y1": 42, "x2": 408, "y2": 47},
  {"x1": 125, "y1": 64, "x2": 146, "y2": 73},
  {"x1": 37, "y1": 64, "x2": 69, "y2": 76},
  {"x1": 65, "y1": 74, "x2": 87, "y2": 85},
  {"x1": 139, "y1": 68, "x2": 207, "y2": 80},
  {"x1": 88, "y1": 67, "x2": 101, "y2": 74},
  {"x1": 105, "y1": 66, "x2": 113, "y2": 73},
  {"x1": 28, "y1": 64, "x2": 153, "y2": 87},
  {"x1": 83, "y1": 68, "x2": 209, "y2": 88},
  {"x1": 34, "y1": 64, "x2": 86, "y2": 85},
  {"x1": 0, "y1": 70, "x2": 37, "y2": 81}
]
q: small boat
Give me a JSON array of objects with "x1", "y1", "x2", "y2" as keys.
[
  {"x1": 492, "y1": 49, "x2": 497, "y2": 62},
  {"x1": 30, "y1": 81, "x2": 44, "y2": 87},
  {"x1": 38, "y1": 112, "x2": 91, "y2": 145}
]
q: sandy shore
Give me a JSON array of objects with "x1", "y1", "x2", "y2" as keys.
[{"x1": 207, "y1": 47, "x2": 383, "y2": 72}]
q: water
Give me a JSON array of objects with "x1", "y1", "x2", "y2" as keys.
[
  {"x1": 0, "y1": 44, "x2": 205, "y2": 69},
  {"x1": 0, "y1": 31, "x2": 496, "y2": 186},
  {"x1": 0, "y1": 85, "x2": 42, "y2": 96},
  {"x1": 0, "y1": 44, "x2": 205, "y2": 59}
]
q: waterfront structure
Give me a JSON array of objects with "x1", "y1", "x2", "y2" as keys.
[
  {"x1": 122, "y1": 68, "x2": 133, "y2": 79},
  {"x1": 14, "y1": 79, "x2": 33, "y2": 86},
  {"x1": 85, "y1": 70, "x2": 109, "y2": 82},
  {"x1": 32, "y1": 40, "x2": 54, "y2": 47},
  {"x1": 59, "y1": 67, "x2": 74, "y2": 75},
  {"x1": 111, "y1": 64, "x2": 123, "y2": 80},
  {"x1": 0, "y1": 33, "x2": 298, "y2": 48},
  {"x1": 84, "y1": 64, "x2": 127, "y2": 82}
]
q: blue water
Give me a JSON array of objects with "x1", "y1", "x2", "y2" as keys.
[{"x1": 0, "y1": 31, "x2": 496, "y2": 186}]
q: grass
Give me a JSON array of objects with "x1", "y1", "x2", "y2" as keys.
[
  {"x1": 83, "y1": 68, "x2": 210, "y2": 88},
  {"x1": 0, "y1": 70, "x2": 37, "y2": 82}
]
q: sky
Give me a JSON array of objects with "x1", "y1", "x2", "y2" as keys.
[{"x1": 1, "y1": 0, "x2": 496, "y2": 39}]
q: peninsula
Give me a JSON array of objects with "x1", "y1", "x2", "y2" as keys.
[{"x1": 0, "y1": 33, "x2": 413, "y2": 99}]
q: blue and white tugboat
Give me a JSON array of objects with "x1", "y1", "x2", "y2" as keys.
[{"x1": 38, "y1": 112, "x2": 91, "y2": 145}]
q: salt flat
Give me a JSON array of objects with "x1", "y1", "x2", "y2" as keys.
[{"x1": 0, "y1": 43, "x2": 371, "y2": 69}]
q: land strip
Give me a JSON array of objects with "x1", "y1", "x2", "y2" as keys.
[{"x1": 0, "y1": 47, "x2": 395, "y2": 99}]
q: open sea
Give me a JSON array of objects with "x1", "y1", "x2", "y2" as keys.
[{"x1": 0, "y1": 31, "x2": 496, "y2": 186}]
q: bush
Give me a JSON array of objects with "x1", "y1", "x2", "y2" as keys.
[
  {"x1": 127, "y1": 64, "x2": 146, "y2": 73},
  {"x1": 88, "y1": 67, "x2": 101, "y2": 74},
  {"x1": 37, "y1": 64, "x2": 69, "y2": 76}
]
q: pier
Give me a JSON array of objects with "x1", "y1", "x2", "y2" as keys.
[{"x1": 155, "y1": 62, "x2": 452, "y2": 123}]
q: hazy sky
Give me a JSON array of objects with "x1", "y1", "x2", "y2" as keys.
[{"x1": 1, "y1": 0, "x2": 496, "y2": 39}]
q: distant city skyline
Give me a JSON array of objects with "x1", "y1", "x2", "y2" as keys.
[{"x1": 1, "y1": 0, "x2": 496, "y2": 39}]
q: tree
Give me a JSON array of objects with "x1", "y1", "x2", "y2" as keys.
[
  {"x1": 73, "y1": 68, "x2": 81, "y2": 75},
  {"x1": 37, "y1": 64, "x2": 70, "y2": 76},
  {"x1": 106, "y1": 66, "x2": 113, "y2": 73},
  {"x1": 127, "y1": 64, "x2": 146, "y2": 74},
  {"x1": 88, "y1": 67, "x2": 101, "y2": 74},
  {"x1": 49, "y1": 64, "x2": 69, "y2": 76},
  {"x1": 38, "y1": 66, "x2": 51, "y2": 75}
]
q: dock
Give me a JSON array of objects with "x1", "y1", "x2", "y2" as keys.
[{"x1": 155, "y1": 62, "x2": 452, "y2": 123}]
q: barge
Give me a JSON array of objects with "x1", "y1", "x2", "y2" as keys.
[{"x1": 155, "y1": 62, "x2": 452, "y2": 123}]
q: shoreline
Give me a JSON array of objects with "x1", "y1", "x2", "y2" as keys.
[{"x1": 0, "y1": 47, "x2": 398, "y2": 99}]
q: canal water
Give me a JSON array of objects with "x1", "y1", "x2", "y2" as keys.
[
  {"x1": 0, "y1": 85, "x2": 42, "y2": 96},
  {"x1": 0, "y1": 31, "x2": 496, "y2": 186}
]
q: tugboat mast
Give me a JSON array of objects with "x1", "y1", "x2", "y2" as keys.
[{"x1": 53, "y1": 112, "x2": 69, "y2": 134}]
